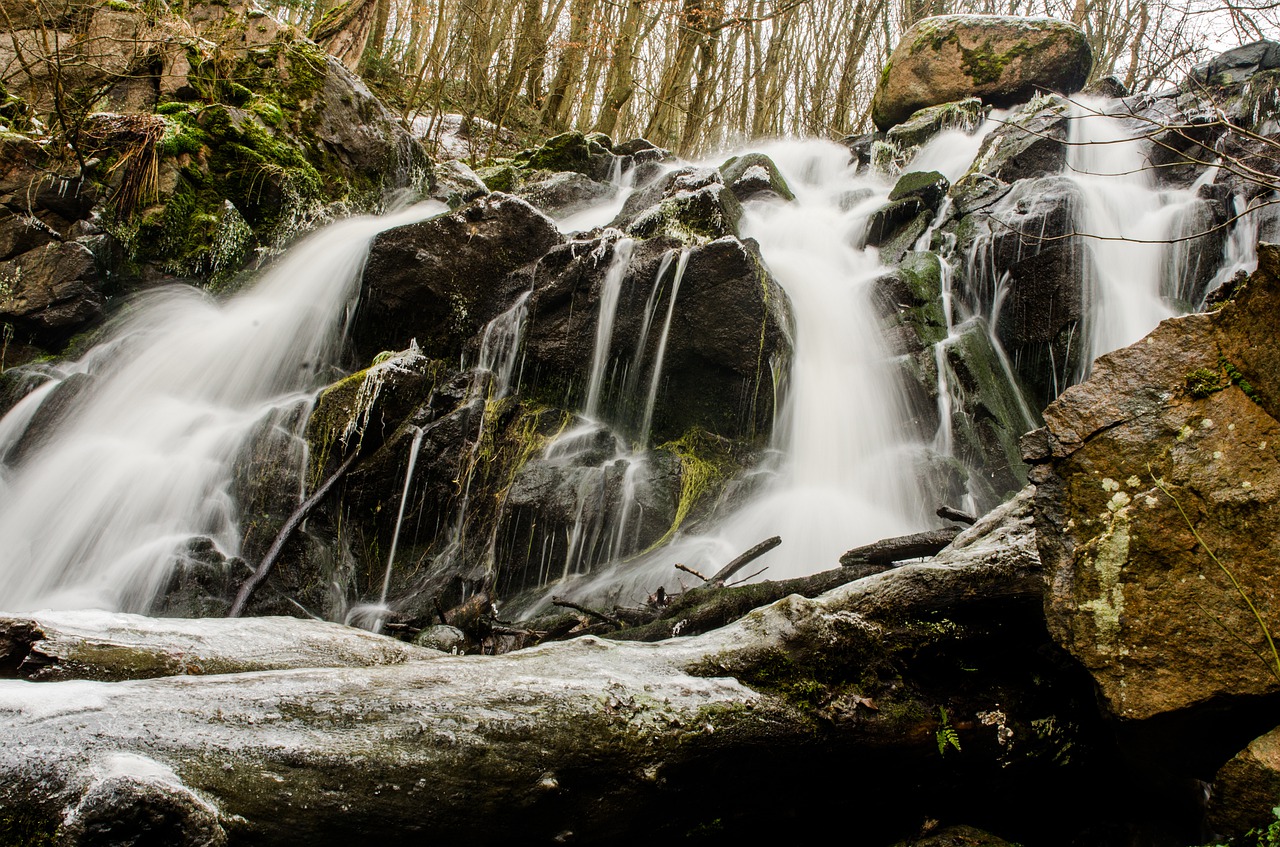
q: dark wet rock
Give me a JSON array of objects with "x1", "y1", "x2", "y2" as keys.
[
  {"x1": 954, "y1": 175, "x2": 1081, "y2": 410},
  {"x1": 0, "y1": 207, "x2": 57, "y2": 261},
  {"x1": 967, "y1": 94, "x2": 1069, "y2": 184},
  {"x1": 613, "y1": 166, "x2": 743, "y2": 242},
  {"x1": 520, "y1": 234, "x2": 792, "y2": 444},
  {"x1": 152, "y1": 536, "x2": 243, "y2": 618},
  {"x1": 872, "y1": 15, "x2": 1092, "y2": 130},
  {"x1": 865, "y1": 197, "x2": 929, "y2": 247},
  {"x1": 1189, "y1": 39, "x2": 1280, "y2": 87},
  {"x1": 352, "y1": 194, "x2": 563, "y2": 362},
  {"x1": 720, "y1": 152, "x2": 795, "y2": 202},
  {"x1": 493, "y1": 446, "x2": 681, "y2": 596},
  {"x1": 517, "y1": 171, "x2": 615, "y2": 218},
  {"x1": 949, "y1": 173, "x2": 1010, "y2": 216},
  {"x1": 0, "y1": 240, "x2": 102, "y2": 348}
]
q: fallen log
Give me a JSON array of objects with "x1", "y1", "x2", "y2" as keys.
[
  {"x1": 610, "y1": 560, "x2": 891, "y2": 642},
  {"x1": 839, "y1": 527, "x2": 962, "y2": 567},
  {"x1": 0, "y1": 611, "x2": 440, "y2": 682},
  {"x1": 1, "y1": 491, "x2": 1121, "y2": 846},
  {"x1": 710, "y1": 535, "x2": 782, "y2": 583},
  {"x1": 937, "y1": 505, "x2": 977, "y2": 525}
]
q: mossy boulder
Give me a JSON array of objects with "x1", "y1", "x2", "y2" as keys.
[
  {"x1": 886, "y1": 97, "x2": 987, "y2": 151},
  {"x1": 1029, "y1": 245, "x2": 1280, "y2": 729},
  {"x1": 614, "y1": 167, "x2": 744, "y2": 243},
  {"x1": 719, "y1": 152, "x2": 795, "y2": 202},
  {"x1": 872, "y1": 15, "x2": 1091, "y2": 131},
  {"x1": 890, "y1": 169, "x2": 950, "y2": 208}
]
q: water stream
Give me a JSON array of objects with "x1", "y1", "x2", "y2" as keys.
[{"x1": 0, "y1": 202, "x2": 445, "y2": 612}]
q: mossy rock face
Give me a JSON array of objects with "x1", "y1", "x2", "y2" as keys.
[
  {"x1": 4, "y1": 0, "x2": 432, "y2": 293},
  {"x1": 475, "y1": 162, "x2": 520, "y2": 193},
  {"x1": 886, "y1": 97, "x2": 986, "y2": 150},
  {"x1": 889, "y1": 170, "x2": 949, "y2": 208},
  {"x1": 513, "y1": 131, "x2": 593, "y2": 174},
  {"x1": 719, "y1": 152, "x2": 796, "y2": 203},
  {"x1": 871, "y1": 15, "x2": 1091, "y2": 130},
  {"x1": 1030, "y1": 245, "x2": 1280, "y2": 726}
]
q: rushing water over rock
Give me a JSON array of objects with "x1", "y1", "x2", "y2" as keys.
[
  {"x1": 0, "y1": 203, "x2": 445, "y2": 613},
  {"x1": 1067, "y1": 97, "x2": 1202, "y2": 372}
]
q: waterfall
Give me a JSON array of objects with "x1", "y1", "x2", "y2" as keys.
[
  {"x1": 1067, "y1": 97, "x2": 1200, "y2": 372},
  {"x1": 372, "y1": 425, "x2": 426, "y2": 633},
  {"x1": 0, "y1": 202, "x2": 445, "y2": 613}
]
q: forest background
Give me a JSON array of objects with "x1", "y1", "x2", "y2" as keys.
[{"x1": 276, "y1": 0, "x2": 1280, "y2": 158}]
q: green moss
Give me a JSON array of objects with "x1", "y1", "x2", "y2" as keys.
[
  {"x1": 1186, "y1": 367, "x2": 1226, "y2": 399},
  {"x1": 960, "y1": 39, "x2": 1031, "y2": 86},
  {"x1": 1221, "y1": 356, "x2": 1264, "y2": 405},
  {"x1": 513, "y1": 131, "x2": 591, "y2": 174},
  {"x1": 651, "y1": 427, "x2": 738, "y2": 546},
  {"x1": 0, "y1": 809, "x2": 58, "y2": 846}
]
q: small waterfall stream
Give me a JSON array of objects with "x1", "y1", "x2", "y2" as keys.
[
  {"x1": 1067, "y1": 96, "x2": 1202, "y2": 372},
  {"x1": 0, "y1": 202, "x2": 445, "y2": 612}
]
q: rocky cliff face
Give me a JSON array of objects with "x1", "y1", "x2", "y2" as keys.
[{"x1": 0, "y1": 0, "x2": 432, "y2": 361}]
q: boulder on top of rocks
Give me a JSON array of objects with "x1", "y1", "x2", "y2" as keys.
[{"x1": 872, "y1": 15, "x2": 1091, "y2": 130}]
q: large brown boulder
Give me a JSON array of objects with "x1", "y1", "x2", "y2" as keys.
[
  {"x1": 1026, "y1": 244, "x2": 1280, "y2": 723},
  {"x1": 872, "y1": 15, "x2": 1091, "y2": 131}
]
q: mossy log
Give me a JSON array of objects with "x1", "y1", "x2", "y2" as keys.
[{"x1": 840, "y1": 527, "x2": 963, "y2": 566}]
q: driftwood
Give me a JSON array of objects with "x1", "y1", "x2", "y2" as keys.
[
  {"x1": 937, "y1": 505, "x2": 978, "y2": 525},
  {"x1": 552, "y1": 596, "x2": 624, "y2": 628},
  {"x1": 839, "y1": 527, "x2": 962, "y2": 567},
  {"x1": 710, "y1": 535, "x2": 781, "y2": 583},
  {"x1": 229, "y1": 451, "x2": 358, "y2": 617},
  {"x1": 610, "y1": 560, "x2": 892, "y2": 642}
]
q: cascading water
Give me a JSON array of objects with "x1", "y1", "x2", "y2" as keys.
[
  {"x1": 544, "y1": 138, "x2": 946, "y2": 604},
  {"x1": 0, "y1": 202, "x2": 444, "y2": 613},
  {"x1": 1067, "y1": 97, "x2": 1203, "y2": 371}
]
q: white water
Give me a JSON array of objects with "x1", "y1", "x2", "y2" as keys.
[
  {"x1": 545, "y1": 138, "x2": 939, "y2": 603},
  {"x1": 0, "y1": 202, "x2": 445, "y2": 613},
  {"x1": 372, "y1": 424, "x2": 426, "y2": 633},
  {"x1": 1067, "y1": 97, "x2": 1201, "y2": 371}
]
